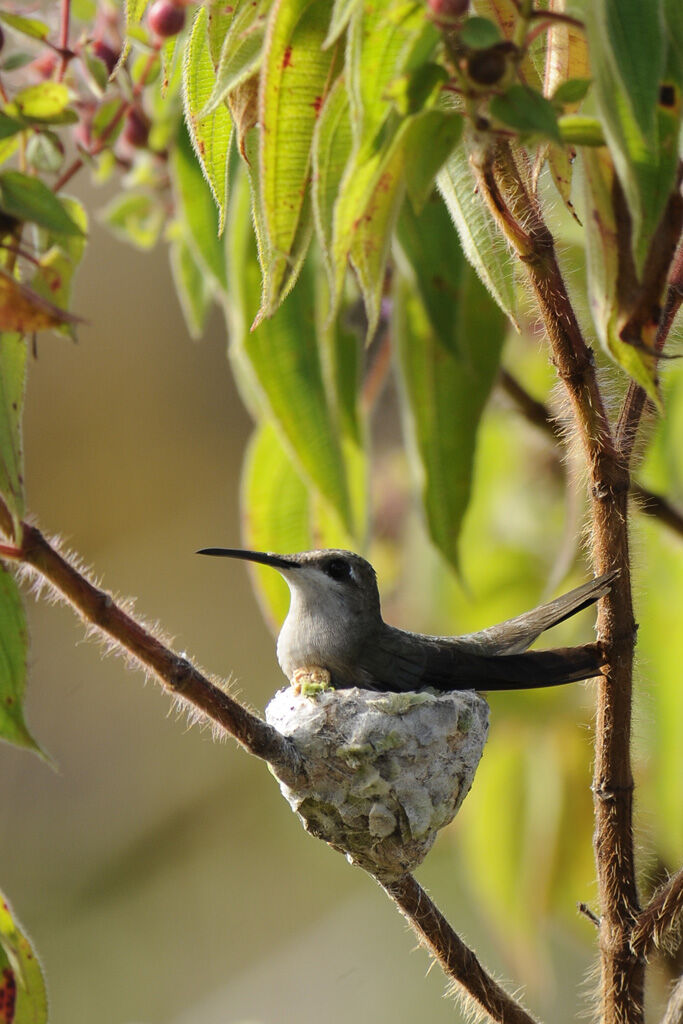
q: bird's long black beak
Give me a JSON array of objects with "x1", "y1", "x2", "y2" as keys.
[{"x1": 196, "y1": 547, "x2": 299, "y2": 571}]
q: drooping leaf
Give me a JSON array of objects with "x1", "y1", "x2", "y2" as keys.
[
  {"x1": 228, "y1": 169, "x2": 352, "y2": 530},
  {"x1": 586, "y1": 0, "x2": 681, "y2": 272},
  {"x1": 0, "y1": 172, "x2": 84, "y2": 236},
  {"x1": 437, "y1": 138, "x2": 518, "y2": 329},
  {"x1": 100, "y1": 192, "x2": 165, "y2": 250},
  {"x1": 395, "y1": 196, "x2": 507, "y2": 567},
  {"x1": 169, "y1": 234, "x2": 214, "y2": 339},
  {"x1": 258, "y1": 0, "x2": 339, "y2": 316},
  {"x1": 31, "y1": 197, "x2": 88, "y2": 336},
  {"x1": 171, "y1": 122, "x2": 227, "y2": 291},
  {"x1": 0, "y1": 889, "x2": 48, "y2": 1022},
  {"x1": 324, "y1": 0, "x2": 363, "y2": 48},
  {"x1": 0, "y1": 567, "x2": 40, "y2": 755},
  {"x1": 183, "y1": 4, "x2": 232, "y2": 235},
  {"x1": 403, "y1": 109, "x2": 462, "y2": 212},
  {"x1": 202, "y1": 0, "x2": 267, "y2": 116},
  {"x1": 582, "y1": 146, "x2": 660, "y2": 404},
  {"x1": 0, "y1": 333, "x2": 26, "y2": 524},
  {"x1": 312, "y1": 74, "x2": 352, "y2": 273},
  {"x1": 11, "y1": 82, "x2": 71, "y2": 122},
  {"x1": 241, "y1": 421, "x2": 312, "y2": 627}
]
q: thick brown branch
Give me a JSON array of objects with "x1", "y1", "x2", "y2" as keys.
[
  {"x1": 631, "y1": 868, "x2": 683, "y2": 960},
  {"x1": 499, "y1": 370, "x2": 683, "y2": 539},
  {"x1": 381, "y1": 873, "x2": 538, "y2": 1024},
  {"x1": 0, "y1": 515, "x2": 305, "y2": 788},
  {"x1": 476, "y1": 140, "x2": 643, "y2": 1024}
]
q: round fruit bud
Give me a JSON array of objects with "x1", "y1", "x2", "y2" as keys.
[
  {"x1": 427, "y1": 0, "x2": 469, "y2": 20},
  {"x1": 93, "y1": 39, "x2": 120, "y2": 76},
  {"x1": 466, "y1": 46, "x2": 507, "y2": 86},
  {"x1": 123, "y1": 107, "x2": 150, "y2": 148},
  {"x1": 148, "y1": 0, "x2": 186, "y2": 38}
]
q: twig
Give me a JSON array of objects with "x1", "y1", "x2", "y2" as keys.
[
  {"x1": 498, "y1": 369, "x2": 683, "y2": 540},
  {"x1": 476, "y1": 140, "x2": 643, "y2": 1024},
  {"x1": 631, "y1": 868, "x2": 683, "y2": 960},
  {"x1": 578, "y1": 902, "x2": 601, "y2": 928},
  {"x1": 381, "y1": 873, "x2": 538, "y2": 1024},
  {"x1": 0, "y1": 510, "x2": 305, "y2": 789},
  {"x1": 57, "y1": 0, "x2": 72, "y2": 82}
]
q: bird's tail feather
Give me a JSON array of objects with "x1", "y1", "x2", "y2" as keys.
[{"x1": 446, "y1": 642, "x2": 606, "y2": 692}]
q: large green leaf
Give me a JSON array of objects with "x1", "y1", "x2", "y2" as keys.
[
  {"x1": 258, "y1": 0, "x2": 338, "y2": 316},
  {"x1": 0, "y1": 889, "x2": 48, "y2": 1023},
  {"x1": 183, "y1": 5, "x2": 232, "y2": 235},
  {"x1": 395, "y1": 196, "x2": 507, "y2": 567},
  {"x1": 312, "y1": 74, "x2": 352, "y2": 277},
  {"x1": 171, "y1": 122, "x2": 227, "y2": 292},
  {"x1": 586, "y1": 0, "x2": 681, "y2": 272},
  {"x1": 228, "y1": 170, "x2": 352, "y2": 531},
  {"x1": 0, "y1": 567, "x2": 40, "y2": 754},
  {"x1": 241, "y1": 422, "x2": 312, "y2": 627},
  {"x1": 0, "y1": 172, "x2": 84, "y2": 236},
  {"x1": 437, "y1": 139, "x2": 519, "y2": 329},
  {"x1": 0, "y1": 333, "x2": 26, "y2": 525}
]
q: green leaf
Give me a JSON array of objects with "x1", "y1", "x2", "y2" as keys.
[
  {"x1": 403, "y1": 109, "x2": 462, "y2": 212},
  {"x1": 125, "y1": 0, "x2": 150, "y2": 33},
  {"x1": 586, "y1": 0, "x2": 680, "y2": 271},
  {"x1": 437, "y1": 138, "x2": 518, "y2": 329},
  {"x1": 0, "y1": 333, "x2": 26, "y2": 524},
  {"x1": 12, "y1": 82, "x2": 71, "y2": 122},
  {"x1": 0, "y1": 172, "x2": 84, "y2": 236},
  {"x1": 490, "y1": 84, "x2": 561, "y2": 141},
  {"x1": 201, "y1": 0, "x2": 267, "y2": 117},
  {"x1": 0, "y1": 53, "x2": 34, "y2": 73},
  {"x1": 183, "y1": 4, "x2": 232, "y2": 236},
  {"x1": 551, "y1": 77, "x2": 592, "y2": 107},
  {"x1": 26, "y1": 131, "x2": 65, "y2": 174},
  {"x1": 0, "y1": 889, "x2": 48, "y2": 1022},
  {"x1": 384, "y1": 62, "x2": 448, "y2": 116},
  {"x1": 394, "y1": 198, "x2": 506, "y2": 566},
  {"x1": 258, "y1": 0, "x2": 339, "y2": 316},
  {"x1": 171, "y1": 121, "x2": 228, "y2": 291},
  {"x1": 169, "y1": 234, "x2": 214, "y2": 339},
  {"x1": 0, "y1": 566, "x2": 41, "y2": 754},
  {"x1": 228, "y1": 168, "x2": 352, "y2": 531},
  {"x1": 31, "y1": 198, "x2": 88, "y2": 336},
  {"x1": 459, "y1": 16, "x2": 502, "y2": 49},
  {"x1": 0, "y1": 12, "x2": 49, "y2": 41},
  {"x1": 100, "y1": 192, "x2": 164, "y2": 250},
  {"x1": 0, "y1": 114, "x2": 23, "y2": 141},
  {"x1": 241, "y1": 422, "x2": 312, "y2": 627},
  {"x1": 324, "y1": 0, "x2": 363, "y2": 48},
  {"x1": 312, "y1": 74, "x2": 353, "y2": 273}
]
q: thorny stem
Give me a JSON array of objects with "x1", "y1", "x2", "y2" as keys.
[
  {"x1": 498, "y1": 369, "x2": 683, "y2": 540},
  {"x1": 476, "y1": 140, "x2": 643, "y2": 1024},
  {"x1": 0, "y1": 502, "x2": 542, "y2": 1024},
  {"x1": 382, "y1": 874, "x2": 539, "y2": 1024},
  {"x1": 0, "y1": 509, "x2": 305, "y2": 789}
]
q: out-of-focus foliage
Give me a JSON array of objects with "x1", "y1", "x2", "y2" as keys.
[{"x1": 0, "y1": 0, "x2": 680, "y2": 1006}]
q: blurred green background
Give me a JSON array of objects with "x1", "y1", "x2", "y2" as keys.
[{"x1": 1, "y1": 173, "x2": 682, "y2": 1024}]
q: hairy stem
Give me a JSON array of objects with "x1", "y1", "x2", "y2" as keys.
[
  {"x1": 476, "y1": 140, "x2": 642, "y2": 1024},
  {"x1": 382, "y1": 873, "x2": 538, "y2": 1024},
  {"x1": 631, "y1": 868, "x2": 683, "y2": 960}
]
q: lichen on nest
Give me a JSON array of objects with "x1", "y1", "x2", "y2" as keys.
[{"x1": 265, "y1": 684, "x2": 490, "y2": 881}]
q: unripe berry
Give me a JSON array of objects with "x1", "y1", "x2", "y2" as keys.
[
  {"x1": 123, "y1": 107, "x2": 150, "y2": 148},
  {"x1": 148, "y1": 0, "x2": 186, "y2": 38}
]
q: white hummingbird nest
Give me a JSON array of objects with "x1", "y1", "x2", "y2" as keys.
[{"x1": 265, "y1": 684, "x2": 490, "y2": 881}]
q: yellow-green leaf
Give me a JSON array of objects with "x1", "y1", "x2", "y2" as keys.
[
  {"x1": 0, "y1": 889, "x2": 47, "y2": 1022},
  {"x1": 0, "y1": 333, "x2": 25, "y2": 525},
  {"x1": 12, "y1": 82, "x2": 70, "y2": 122}
]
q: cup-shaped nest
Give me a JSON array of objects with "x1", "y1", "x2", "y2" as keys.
[{"x1": 265, "y1": 686, "x2": 489, "y2": 881}]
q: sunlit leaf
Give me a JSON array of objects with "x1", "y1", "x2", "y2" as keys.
[
  {"x1": 100, "y1": 192, "x2": 164, "y2": 250},
  {"x1": 395, "y1": 196, "x2": 506, "y2": 566},
  {"x1": 0, "y1": 172, "x2": 84, "y2": 236},
  {"x1": 31, "y1": 198, "x2": 88, "y2": 337},
  {"x1": 11, "y1": 82, "x2": 71, "y2": 122},
  {"x1": 183, "y1": 4, "x2": 232, "y2": 235},
  {"x1": 312, "y1": 74, "x2": 352, "y2": 275},
  {"x1": 0, "y1": 567, "x2": 41, "y2": 755},
  {"x1": 437, "y1": 139, "x2": 518, "y2": 329},
  {"x1": 324, "y1": 0, "x2": 363, "y2": 48},
  {"x1": 0, "y1": 333, "x2": 25, "y2": 524},
  {"x1": 0, "y1": 12, "x2": 49, "y2": 41},
  {"x1": 258, "y1": 0, "x2": 339, "y2": 317},
  {"x1": 0, "y1": 273, "x2": 80, "y2": 335},
  {"x1": 0, "y1": 889, "x2": 48, "y2": 1022},
  {"x1": 201, "y1": 0, "x2": 267, "y2": 117}
]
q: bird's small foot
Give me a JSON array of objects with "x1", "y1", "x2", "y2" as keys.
[{"x1": 291, "y1": 666, "x2": 332, "y2": 696}]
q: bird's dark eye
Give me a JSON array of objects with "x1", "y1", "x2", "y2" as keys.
[{"x1": 325, "y1": 557, "x2": 351, "y2": 581}]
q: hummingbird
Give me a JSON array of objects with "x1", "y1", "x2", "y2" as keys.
[{"x1": 198, "y1": 547, "x2": 616, "y2": 693}]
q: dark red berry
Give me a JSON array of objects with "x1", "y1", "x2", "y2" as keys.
[
  {"x1": 93, "y1": 39, "x2": 120, "y2": 76},
  {"x1": 466, "y1": 47, "x2": 507, "y2": 86},
  {"x1": 427, "y1": 0, "x2": 468, "y2": 20},
  {"x1": 123, "y1": 107, "x2": 150, "y2": 148},
  {"x1": 148, "y1": 0, "x2": 186, "y2": 38}
]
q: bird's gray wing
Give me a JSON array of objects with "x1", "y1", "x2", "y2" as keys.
[
  {"x1": 357, "y1": 625, "x2": 605, "y2": 693},
  {"x1": 455, "y1": 569, "x2": 617, "y2": 656}
]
